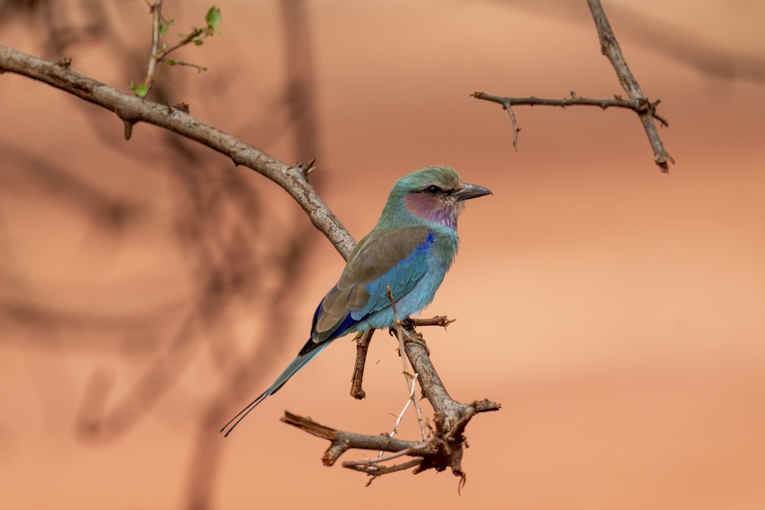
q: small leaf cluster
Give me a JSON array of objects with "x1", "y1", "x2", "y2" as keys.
[
  {"x1": 130, "y1": 5, "x2": 223, "y2": 98},
  {"x1": 130, "y1": 80, "x2": 148, "y2": 98},
  {"x1": 176, "y1": 6, "x2": 222, "y2": 49}
]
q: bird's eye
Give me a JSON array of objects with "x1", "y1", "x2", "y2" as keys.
[{"x1": 425, "y1": 185, "x2": 441, "y2": 194}]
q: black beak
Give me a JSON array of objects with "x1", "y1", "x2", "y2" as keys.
[{"x1": 452, "y1": 183, "x2": 493, "y2": 201}]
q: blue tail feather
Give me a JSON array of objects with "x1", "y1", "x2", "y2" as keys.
[
  {"x1": 221, "y1": 340, "x2": 333, "y2": 437},
  {"x1": 220, "y1": 388, "x2": 270, "y2": 437},
  {"x1": 222, "y1": 304, "x2": 367, "y2": 436}
]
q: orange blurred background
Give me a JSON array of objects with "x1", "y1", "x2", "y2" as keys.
[{"x1": 1, "y1": 0, "x2": 764, "y2": 509}]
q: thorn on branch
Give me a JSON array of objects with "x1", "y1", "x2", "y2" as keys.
[
  {"x1": 346, "y1": 458, "x2": 425, "y2": 486},
  {"x1": 472, "y1": 399, "x2": 502, "y2": 414},
  {"x1": 123, "y1": 120, "x2": 135, "y2": 140},
  {"x1": 295, "y1": 158, "x2": 317, "y2": 180},
  {"x1": 409, "y1": 316, "x2": 456, "y2": 329}
]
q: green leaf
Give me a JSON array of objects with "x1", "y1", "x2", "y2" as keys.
[
  {"x1": 135, "y1": 83, "x2": 148, "y2": 98},
  {"x1": 165, "y1": 59, "x2": 177, "y2": 66},
  {"x1": 160, "y1": 22, "x2": 168, "y2": 36},
  {"x1": 194, "y1": 39, "x2": 204, "y2": 46},
  {"x1": 129, "y1": 80, "x2": 136, "y2": 93},
  {"x1": 205, "y1": 6, "x2": 221, "y2": 28}
]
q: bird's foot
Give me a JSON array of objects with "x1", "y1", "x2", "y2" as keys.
[
  {"x1": 401, "y1": 317, "x2": 417, "y2": 330},
  {"x1": 403, "y1": 330, "x2": 429, "y2": 356}
]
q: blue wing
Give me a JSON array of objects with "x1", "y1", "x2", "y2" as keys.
[{"x1": 220, "y1": 227, "x2": 434, "y2": 436}]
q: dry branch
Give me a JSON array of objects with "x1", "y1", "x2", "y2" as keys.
[
  {"x1": 0, "y1": 40, "x2": 500, "y2": 486},
  {"x1": 0, "y1": 45, "x2": 355, "y2": 259},
  {"x1": 472, "y1": 0, "x2": 673, "y2": 172},
  {"x1": 587, "y1": 0, "x2": 673, "y2": 170},
  {"x1": 350, "y1": 330, "x2": 374, "y2": 400}
]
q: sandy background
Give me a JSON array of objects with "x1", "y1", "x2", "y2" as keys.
[{"x1": 1, "y1": 0, "x2": 764, "y2": 508}]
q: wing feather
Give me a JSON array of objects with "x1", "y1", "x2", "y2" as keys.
[{"x1": 312, "y1": 226, "x2": 432, "y2": 342}]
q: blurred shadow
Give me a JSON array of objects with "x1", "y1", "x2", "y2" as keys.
[{"x1": 0, "y1": 1, "x2": 324, "y2": 509}]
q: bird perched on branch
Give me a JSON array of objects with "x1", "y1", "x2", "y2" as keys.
[{"x1": 221, "y1": 166, "x2": 491, "y2": 436}]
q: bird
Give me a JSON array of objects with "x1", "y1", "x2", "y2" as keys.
[{"x1": 221, "y1": 166, "x2": 491, "y2": 436}]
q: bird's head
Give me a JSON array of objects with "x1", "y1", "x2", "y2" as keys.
[{"x1": 384, "y1": 166, "x2": 492, "y2": 230}]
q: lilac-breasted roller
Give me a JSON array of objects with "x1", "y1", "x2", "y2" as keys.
[{"x1": 221, "y1": 166, "x2": 491, "y2": 436}]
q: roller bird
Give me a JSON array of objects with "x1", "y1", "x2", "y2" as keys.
[{"x1": 221, "y1": 166, "x2": 491, "y2": 436}]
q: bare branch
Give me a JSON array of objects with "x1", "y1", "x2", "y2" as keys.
[
  {"x1": 0, "y1": 45, "x2": 355, "y2": 259},
  {"x1": 142, "y1": 0, "x2": 163, "y2": 97},
  {"x1": 350, "y1": 330, "x2": 374, "y2": 400},
  {"x1": 472, "y1": 0, "x2": 673, "y2": 172},
  {"x1": 0, "y1": 35, "x2": 500, "y2": 487},
  {"x1": 587, "y1": 0, "x2": 673, "y2": 171}
]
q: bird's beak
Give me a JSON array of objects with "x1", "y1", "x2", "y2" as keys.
[{"x1": 452, "y1": 183, "x2": 493, "y2": 201}]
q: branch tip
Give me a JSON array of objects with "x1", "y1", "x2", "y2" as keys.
[{"x1": 123, "y1": 120, "x2": 135, "y2": 140}]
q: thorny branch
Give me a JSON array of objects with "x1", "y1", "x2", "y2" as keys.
[
  {"x1": 142, "y1": 0, "x2": 163, "y2": 96},
  {"x1": 0, "y1": 29, "x2": 500, "y2": 487},
  {"x1": 473, "y1": 0, "x2": 673, "y2": 172},
  {"x1": 350, "y1": 314, "x2": 454, "y2": 400}
]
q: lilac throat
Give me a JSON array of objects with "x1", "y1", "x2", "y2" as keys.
[{"x1": 404, "y1": 193, "x2": 460, "y2": 230}]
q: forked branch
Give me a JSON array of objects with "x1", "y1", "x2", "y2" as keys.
[{"x1": 473, "y1": 0, "x2": 673, "y2": 172}]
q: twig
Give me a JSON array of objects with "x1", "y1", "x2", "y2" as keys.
[
  {"x1": 280, "y1": 411, "x2": 428, "y2": 466},
  {"x1": 381, "y1": 372, "x2": 420, "y2": 457},
  {"x1": 350, "y1": 330, "x2": 374, "y2": 399},
  {"x1": 472, "y1": 91, "x2": 668, "y2": 125},
  {"x1": 142, "y1": 0, "x2": 163, "y2": 97},
  {"x1": 587, "y1": 0, "x2": 673, "y2": 171},
  {"x1": 345, "y1": 458, "x2": 424, "y2": 486},
  {"x1": 386, "y1": 286, "x2": 428, "y2": 442},
  {"x1": 408, "y1": 316, "x2": 456, "y2": 328},
  {"x1": 349, "y1": 317, "x2": 452, "y2": 399},
  {"x1": 342, "y1": 444, "x2": 428, "y2": 467}
]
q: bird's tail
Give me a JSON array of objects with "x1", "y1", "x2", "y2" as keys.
[
  {"x1": 220, "y1": 340, "x2": 331, "y2": 437},
  {"x1": 219, "y1": 388, "x2": 270, "y2": 437}
]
